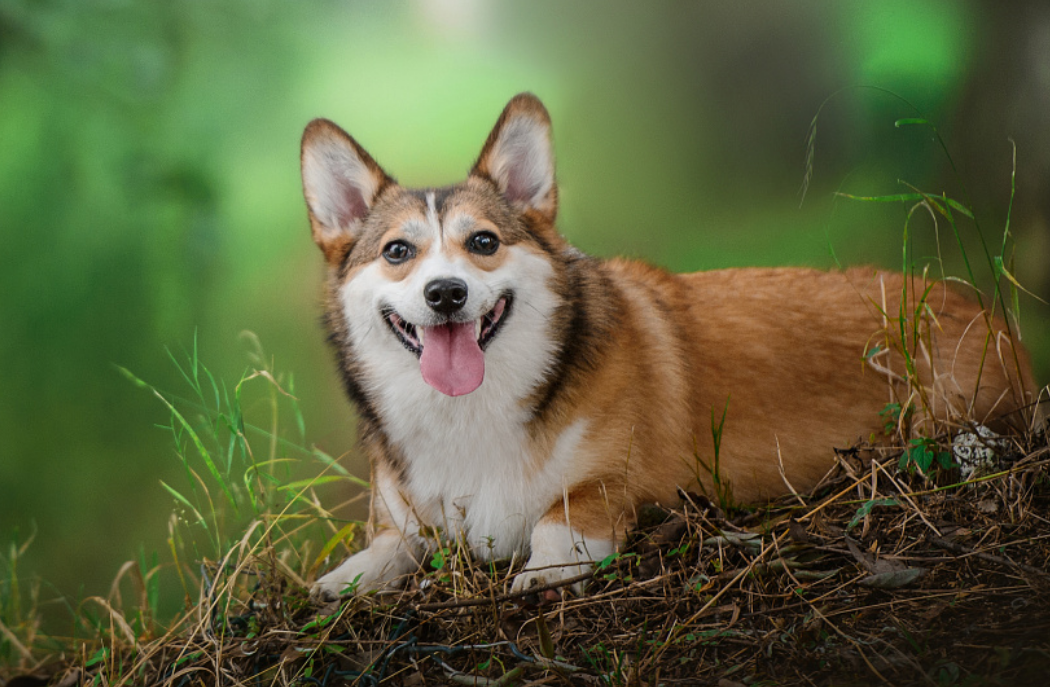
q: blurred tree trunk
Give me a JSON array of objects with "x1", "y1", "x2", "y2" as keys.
[{"x1": 950, "y1": 0, "x2": 1050, "y2": 303}]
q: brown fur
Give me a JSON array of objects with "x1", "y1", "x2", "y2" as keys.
[{"x1": 528, "y1": 262, "x2": 1035, "y2": 542}]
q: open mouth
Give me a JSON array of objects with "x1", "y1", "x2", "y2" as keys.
[{"x1": 383, "y1": 294, "x2": 513, "y2": 358}]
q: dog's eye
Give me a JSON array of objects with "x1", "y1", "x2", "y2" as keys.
[
  {"x1": 467, "y1": 231, "x2": 500, "y2": 256},
  {"x1": 382, "y1": 240, "x2": 415, "y2": 264}
]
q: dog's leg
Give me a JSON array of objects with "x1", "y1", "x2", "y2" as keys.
[
  {"x1": 511, "y1": 485, "x2": 625, "y2": 597},
  {"x1": 313, "y1": 466, "x2": 421, "y2": 600},
  {"x1": 313, "y1": 529, "x2": 417, "y2": 600}
]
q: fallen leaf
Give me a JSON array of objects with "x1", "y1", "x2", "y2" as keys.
[
  {"x1": 858, "y1": 567, "x2": 926, "y2": 589},
  {"x1": 846, "y1": 536, "x2": 905, "y2": 575},
  {"x1": 789, "y1": 517, "x2": 816, "y2": 544},
  {"x1": 977, "y1": 499, "x2": 999, "y2": 514}
]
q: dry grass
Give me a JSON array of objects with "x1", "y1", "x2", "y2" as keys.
[{"x1": 5, "y1": 427, "x2": 1048, "y2": 687}]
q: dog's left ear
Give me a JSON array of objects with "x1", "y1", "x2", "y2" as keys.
[{"x1": 471, "y1": 93, "x2": 556, "y2": 223}]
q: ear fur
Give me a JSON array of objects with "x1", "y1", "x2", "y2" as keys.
[
  {"x1": 300, "y1": 118, "x2": 393, "y2": 262},
  {"x1": 471, "y1": 93, "x2": 557, "y2": 222}
]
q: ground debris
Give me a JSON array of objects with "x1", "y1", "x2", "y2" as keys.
[{"x1": 8, "y1": 438, "x2": 1050, "y2": 686}]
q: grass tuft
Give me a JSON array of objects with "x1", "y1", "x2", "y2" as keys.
[{"x1": 2, "y1": 337, "x2": 370, "y2": 686}]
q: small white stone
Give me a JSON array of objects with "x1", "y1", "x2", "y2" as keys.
[{"x1": 952, "y1": 425, "x2": 1005, "y2": 480}]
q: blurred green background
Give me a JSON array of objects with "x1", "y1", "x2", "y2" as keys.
[{"x1": 2, "y1": 0, "x2": 1047, "y2": 623}]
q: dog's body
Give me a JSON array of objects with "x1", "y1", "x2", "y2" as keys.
[{"x1": 300, "y1": 94, "x2": 1036, "y2": 600}]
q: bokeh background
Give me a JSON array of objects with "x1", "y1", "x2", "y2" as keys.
[{"x1": 2, "y1": 0, "x2": 1048, "y2": 624}]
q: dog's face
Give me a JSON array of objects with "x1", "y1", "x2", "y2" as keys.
[{"x1": 301, "y1": 94, "x2": 566, "y2": 398}]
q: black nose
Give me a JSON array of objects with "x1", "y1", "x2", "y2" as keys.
[{"x1": 424, "y1": 278, "x2": 468, "y2": 314}]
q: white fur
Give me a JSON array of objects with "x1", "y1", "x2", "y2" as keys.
[
  {"x1": 511, "y1": 521, "x2": 615, "y2": 596},
  {"x1": 315, "y1": 415, "x2": 606, "y2": 597},
  {"x1": 425, "y1": 191, "x2": 440, "y2": 235},
  {"x1": 313, "y1": 529, "x2": 416, "y2": 597},
  {"x1": 314, "y1": 466, "x2": 423, "y2": 596}
]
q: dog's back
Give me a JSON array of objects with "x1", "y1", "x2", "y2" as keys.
[{"x1": 528, "y1": 261, "x2": 1035, "y2": 509}]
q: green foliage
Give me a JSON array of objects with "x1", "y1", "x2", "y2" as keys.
[
  {"x1": 899, "y1": 437, "x2": 954, "y2": 475},
  {"x1": 825, "y1": 94, "x2": 1038, "y2": 442},
  {"x1": 692, "y1": 396, "x2": 736, "y2": 511},
  {"x1": 847, "y1": 498, "x2": 899, "y2": 532},
  {"x1": 580, "y1": 642, "x2": 631, "y2": 687},
  {"x1": 596, "y1": 552, "x2": 638, "y2": 583},
  {"x1": 429, "y1": 546, "x2": 451, "y2": 571},
  {"x1": 118, "y1": 334, "x2": 364, "y2": 567},
  {"x1": 834, "y1": 191, "x2": 973, "y2": 218},
  {"x1": 879, "y1": 402, "x2": 914, "y2": 436},
  {"x1": 0, "y1": 338, "x2": 372, "y2": 680},
  {"x1": 0, "y1": 530, "x2": 37, "y2": 668}
]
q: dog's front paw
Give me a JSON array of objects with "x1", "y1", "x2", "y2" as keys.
[
  {"x1": 312, "y1": 559, "x2": 371, "y2": 602},
  {"x1": 510, "y1": 559, "x2": 593, "y2": 600},
  {"x1": 311, "y1": 536, "x2": 416, "y2": 602},
  {"x1": 510, "y1": 522, "x2": 614, "y2": 601}
]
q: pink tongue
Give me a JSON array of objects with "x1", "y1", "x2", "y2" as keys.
[{"x1": 419, "y1": 322, "x2": 484, "y2": 396}]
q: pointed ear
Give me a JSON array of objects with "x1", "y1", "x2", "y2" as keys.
[
  {"x1": 471, "y1": 93, "x2": 556, "y2": 222},
  {"x1": 300, "y1": 118, "x2": 393, "y2": 261}
]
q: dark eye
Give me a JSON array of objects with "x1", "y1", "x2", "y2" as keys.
[
  {"x1": 467, "y1": 231, "x2": 500, "y2": 256},
  {"x1": 382, "y1": 240, "x2": 415, "y2": 264}
]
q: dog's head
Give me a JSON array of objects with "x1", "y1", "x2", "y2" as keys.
[{"x1": 301, "y1": 94, "x2": 566, "y2": 398}]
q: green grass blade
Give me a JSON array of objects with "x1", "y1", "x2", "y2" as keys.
[
  {"x1": 287, "y1": 373, "x2": 306, "y2": 443},
  {"x1": 165, "y1": 347, "x2": 201, "y2": 400},
  {"x1": 159, "y1": 481, "x2": 210, "y2": 539},
  {"x1": 312, "y1": 449, "x2": 371, "y2": 488},
  {"x1": 152, "y1": 390, "x2": 237, "y2": 509},
  {"x1": 203, "y1": 365, "x2": 222, "y2": 414},
  {"x1": 833, "y1": 192, "x2": 973, "y2": 219},
  {"x1": 114, "y1": 365, "x2": 151, "y2": 390},
  {"x1": 996, "y1": 257, "x2": 1048, "y2": 305},
  {"x1": 278, "y1": 476, "x2": 345, "y2": 492}
]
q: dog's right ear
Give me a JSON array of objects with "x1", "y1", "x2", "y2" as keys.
[{"x1": 301, "y1": 119, "x2": 393, "y2": 263}]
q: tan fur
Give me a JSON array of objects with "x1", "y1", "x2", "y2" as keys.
[{"x1": 529, "y1": 264, "x2": 1035, "y2": 543}]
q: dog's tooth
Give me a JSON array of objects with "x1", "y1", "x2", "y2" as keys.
[
  {"x1": 418, "y1": 326, "x2": 425, "y2": 347},
  {"x1": 475, "y1": 318, "x2": 482, "y2": 340}
]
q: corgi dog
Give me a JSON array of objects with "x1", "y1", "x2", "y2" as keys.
[{"x1": 300, "y1": 93, "x2": 1036, "y2": 601}]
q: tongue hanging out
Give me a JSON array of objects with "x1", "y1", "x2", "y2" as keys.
[{"x1": 419, "y1": 322, "x2": 485, "y2": 396}]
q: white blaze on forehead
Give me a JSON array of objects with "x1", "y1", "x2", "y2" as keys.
[
  {"x1": 396, "y1": 197, "x2": 481, "y2": 256},
  {"x1": 425, "y1": 191, "x2": 442, "y2": 242},
  {"x1": 394, "y1": 198, "x2": 442, "y2": 256}
]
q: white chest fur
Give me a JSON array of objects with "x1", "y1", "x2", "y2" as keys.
[{"x1": 385, "y1": 392, "x2": 588, "y2": 560}]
